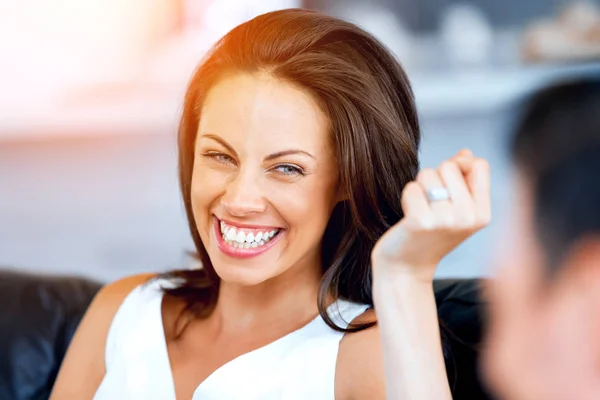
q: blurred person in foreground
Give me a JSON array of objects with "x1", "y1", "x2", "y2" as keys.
[
  {"x1": 50, "y1": 9, "x2": 490, "y2": 400},
  {"x1": 484, "y1": 77, "x2": 600, "y2": 400}
]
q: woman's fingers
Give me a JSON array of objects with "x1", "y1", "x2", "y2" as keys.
[
  {"x1": 438, "y1": 159, "x2": 475, "y2": 227},
  {"x1": 470, "y1": 158, "x2": 492, "y2": 225},
  {"x1": 373, "y1": 149, "x2": 491, "y2": 274},
  {"x1": 457, "y1": 148, "x2": 473, "y2": 157},
  {"x1": 449, "y1": 149, "x2": 491, "y2": 226},
  {"x1": 400, "y1": 181, "x2": 432, "y2": 226},
  {"x1": 416, "y1": 168, "x2": 453, "y2": 224}
]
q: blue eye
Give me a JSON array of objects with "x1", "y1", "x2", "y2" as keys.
[
  {"x1": 274, "y1": 164, "x2": 304, "y2": 176},
  {"x1": 201, "y1": 153, "x2": 304, "y2": 177}
]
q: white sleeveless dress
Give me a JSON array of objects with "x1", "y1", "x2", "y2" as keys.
[{"x1": 93, "y1": 278, "x2": 370, "y2": 399}]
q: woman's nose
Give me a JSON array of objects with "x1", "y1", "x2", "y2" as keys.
[{"x1": 220, "y1": 171, "x2": 266, "y2": 216}]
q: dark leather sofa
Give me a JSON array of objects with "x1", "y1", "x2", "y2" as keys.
[{"x1": 0, "y1": 269, "x2": 493, "y2": 399}]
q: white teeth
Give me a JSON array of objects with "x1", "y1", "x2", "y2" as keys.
[
  {"x1": 220, "y1": 221, "x2": 281, "y2": 249},
  {"x1": 235, "y1": 230, "x2": 246, "y2": 243},
  {"x1": 226, "y1": 228, "x2": 237, "y2": 241}
]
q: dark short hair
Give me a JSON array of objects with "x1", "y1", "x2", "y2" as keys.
[
  {"x1": 162, "y1": 8, "x2": 420, "y2": 332},
  {"x1": 511, "y1": 77, "x2": 600, "y2": 276}
]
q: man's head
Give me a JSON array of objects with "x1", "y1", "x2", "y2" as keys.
[{"x1": 484, "y1": 78, "x2": 600, "y2": 400}]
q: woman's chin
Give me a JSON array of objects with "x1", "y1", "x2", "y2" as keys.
[{"x1": 214, "y1": 263, "x2": 277, "y2": 287}]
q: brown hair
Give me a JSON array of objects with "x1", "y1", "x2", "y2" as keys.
[{"x1": 162, "y1": 8, "x2": 420, "y2": 333}]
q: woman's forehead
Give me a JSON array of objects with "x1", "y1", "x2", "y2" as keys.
[{"x1": 199, "y1": 73, "x2": 333, "y2": 155}]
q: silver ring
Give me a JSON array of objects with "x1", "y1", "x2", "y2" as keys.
[{"x1": 426, "y1": 187, "x2": 451, "y2": 202}]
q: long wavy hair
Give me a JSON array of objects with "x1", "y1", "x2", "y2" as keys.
[{"x1": 161, "y1": 8, "x2": 420, "y2": 333}]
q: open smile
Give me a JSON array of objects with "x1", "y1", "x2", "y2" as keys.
[{"x1": 213, "y1": 216, "x2": 285, "y2": 258}]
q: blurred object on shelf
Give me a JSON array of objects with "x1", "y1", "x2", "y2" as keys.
[
  {"x1": 190, "y1": 0, "x2": 300, "y2": 44},
  {"x1": 439, "y1": 3, "x2": 494, "y2": 70},
  {"x1": 522, "y1": 1, "x2": 600, "y2": 63},
  {"x1": 329, "y1": 2, "x2": 415, "y2": 69}
]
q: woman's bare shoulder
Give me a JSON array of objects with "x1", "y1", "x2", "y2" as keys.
[
  {"x1": 82, "y1": 272, "x2": 158, "y2": 326},
  {"x1": 335, "y1": 309, "x2": 386, "y2": 400},
  {"x1": 95, "y1": 273, "x2": 157, "y2": 310},
  {"x1": 49, "y1": 273, "x2": 156, "y2": 399}
]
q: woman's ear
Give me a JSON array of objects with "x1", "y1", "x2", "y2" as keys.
[{"x1": 336, "y1": 185, "x2": 349, "y2": 203}]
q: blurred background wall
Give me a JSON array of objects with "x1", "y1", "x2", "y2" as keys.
[{"x1": 1, "y1": 0, "x2": 600, "y2": 283}]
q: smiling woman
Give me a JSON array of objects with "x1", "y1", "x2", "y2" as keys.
[
  {"x1": 50, "y1": 8, "x2": 490, "y2": 400},
  {"x1": 171, "y1": 13, "x2": 420, "y2": 336}
]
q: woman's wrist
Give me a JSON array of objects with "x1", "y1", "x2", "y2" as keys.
[
  {"x1": 371, "y1": 260, "x2": 452, "y2": 400},
  {"x1": 371, "y1": 262, "x2": 437, "y2": 311},
  {"x1": 371, "y1": 258, "x2": 437, "y2": 291}
]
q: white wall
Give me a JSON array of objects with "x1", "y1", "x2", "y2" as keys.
[{"x1": 0, "y1": 0, "x2": 179, "y2": 116}]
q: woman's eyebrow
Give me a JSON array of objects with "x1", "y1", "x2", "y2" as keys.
[
  {"x1": 199, "y1": 134, "x2": 237, "y2": 155},
  {"x1": 200, "y1": 133, "x2": 315, "y2": 161},
  {"x1": 264, "y1": 149, "x2": 315, "y2": 161}
]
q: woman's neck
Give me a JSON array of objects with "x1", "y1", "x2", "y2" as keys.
[{"x1": 208, "y1": 263, "x2": 323, "y2": 337}]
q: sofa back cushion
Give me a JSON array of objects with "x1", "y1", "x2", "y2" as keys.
[{"x1": 0, "y1": 269, "x2": 101, "y2": 400}]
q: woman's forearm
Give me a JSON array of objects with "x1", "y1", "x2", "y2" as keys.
[{"x1": 373, "y1": 267, "x2": 452, "y2": 400}]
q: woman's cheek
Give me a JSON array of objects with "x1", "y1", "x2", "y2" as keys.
[{"x1": 192, "y1": 165, "x2": 230, "y2": 197}]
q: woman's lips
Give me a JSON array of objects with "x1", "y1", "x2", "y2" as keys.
[{"x1": 213, "y1": 216, "x2": 284, "y2": 259}]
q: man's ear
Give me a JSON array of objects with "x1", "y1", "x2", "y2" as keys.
[
  {"x1": 563, "y1": 236, "x2": 600, "y2": 288},
  {"x1": 551, "y1": 237, "x2": 600, "y2": 400},
  {"x1": 561, "y1": 236, "x2": 600, "y2": 336}
]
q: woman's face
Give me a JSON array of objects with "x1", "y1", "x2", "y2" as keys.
[{"x1": 191, "y1": 72, "x2": 341, "y2": 286}]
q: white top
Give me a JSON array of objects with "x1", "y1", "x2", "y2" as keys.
[{"x1": 93, "y1": 278, "x2": 370, "y2": 400}]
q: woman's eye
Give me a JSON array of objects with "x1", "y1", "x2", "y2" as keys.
[
  {"x1": 273, "y1": 164, "x2": 304, "y2": 176},
  {"x1": 202, "y1": 152, "x2": 235, "y2": 165},
  {"x1": 201, "y1": 154, "x2": 303, "y2": 176}
]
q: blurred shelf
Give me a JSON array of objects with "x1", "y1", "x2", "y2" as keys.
[
  {"x1": 412, "y1": 61, "x2": 600, "y2": 117},
  {"x1": 1, "y1": 61, "x2": 600, "y2": 142}
]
